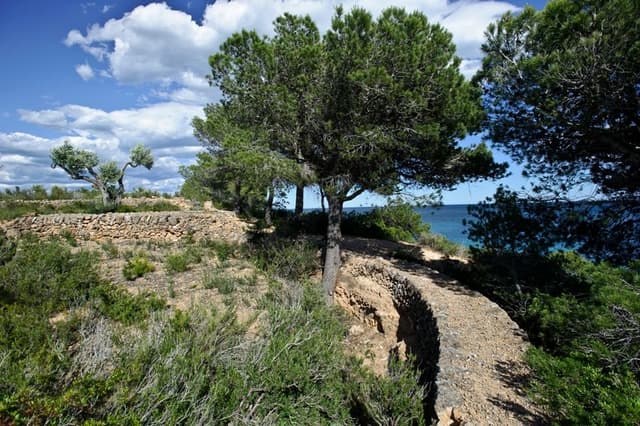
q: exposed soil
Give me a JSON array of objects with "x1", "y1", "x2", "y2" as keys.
[
  {"x1": 337, "y1": 237, "x2": 547, "y2": 425},
  {"x1": 79, "y1": 238, "x2": 270, "y2": 327}
]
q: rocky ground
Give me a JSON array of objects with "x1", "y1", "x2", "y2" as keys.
[{"x1": 337, "y1": 237, "x2": 547, "y2": 425}]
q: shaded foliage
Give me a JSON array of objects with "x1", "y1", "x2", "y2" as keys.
[{"x1": 476, "y1": 0, "x2": 640, "y2": 264}]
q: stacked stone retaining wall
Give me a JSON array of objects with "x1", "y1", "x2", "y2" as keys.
[{"x1": 1, "y1": 210, "x2": 247, "y2": 243}]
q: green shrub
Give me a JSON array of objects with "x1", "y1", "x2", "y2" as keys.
[
  {"x1": 0, "y1": 236, "x2": 99, "y2": 312},
  {"x1": 200, "y1": 239, "x2": 237, "y2": 262},
  {"x1": 100, "y1": 240, "x2": 119, "y2": 259},
  {"x1": 418, "y1": 232, "x2": 467, "y2": 257},
  {"x1": 165, "y1": 246, "x2": 203, "y2": 274},
  {"x1": 342, "y1": 202, "x2": 430, "y2": 242},
  {"x1": 164, "y1": 253, "x2": 190, "y2": 274},
  {"x1": 60, "y1": 228, "x2": 78, "y2": 247},
  {"x1": 0, "y1": 230, "x2": 16, "y2": 266},
  {"x1": 527, "y1": 347, "x2": 640, "y2": 425},
  {"x1": 122, "y1": 253, "x2": 155, "y2": 281},
  {"x1": 203, "y1": 272, "x2": 236, "y2": 294},
  {"x1": 249, "y1": 237, "x2": 319, "y2": 281},
  {"x1": 90, "y1": 284, "x2": 165, "y2": 325}
]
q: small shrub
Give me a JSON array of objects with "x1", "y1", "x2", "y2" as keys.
[
  {"x1": 165, "y1": 246, "x2": 203, "y2": 274},
  {"x1": 342, "y1": 201, "x2": 430, "y2": 242},
  {"x1": 100, "y1": 240, "x2": 119, "y2": 258},
  {"x1": 164, "y1": 253, "x2": 190, "y2": 274},
  {"x1": 391, "y1": 248, "x2": 423, "y2": 263},
  {"x1": 60, "y1": 228, "x2": 78, "y2": 247},
  {"x1": 0, "y1": 229, "x2": 16, "y2": 266},
  {"x1": 249, "y1": 237, "x2": 319, "y2": 281},
  {"x1": 0, "y1": 236, "x2": 99, "y2": 312},
  {"x1": 418, "y1": 232, "x2": 467, "y2": 258},
  {"x1": 122, "y1": 253, "x2": 155, "y2": 281},
  {"x1": 203, "y1": 272, "x2": 236, "y2": 294},
  {"x1": 200, "y1": 239, "x2": 237, "y2": 263},
  {"x1": 90, "y1": 284, "x2": 165, "y2": 325}
]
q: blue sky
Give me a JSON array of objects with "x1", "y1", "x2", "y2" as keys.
[{"x1": 0, "y1": 0, "x2": 548, "y2": 207}]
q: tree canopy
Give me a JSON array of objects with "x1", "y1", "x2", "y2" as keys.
[
  {"x1": 477, "y1": 0, "x2": 639, "y2": 196},
  {"x1": 208, "y1": 7, "x2": 506, "y2": 301},
  {"x1": 187, "y1": 105, "x2": 298, "y2": 222},
  {"x1": 475, "y1": 0, "x2": 640, "y2": 263},
  {"x1": 50, "y1": 142, "x2": 153, "y2": 207}
]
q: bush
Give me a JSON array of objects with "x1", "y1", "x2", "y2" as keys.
[
  {"x1": 272, "y1": 201, "x2": 429, "y2": 243},
  {"x1": 100, "y1": 240, "x2": 119, "y2": 259},
  {"x1": 249, "y1": 236, "x2": 320, "y2": 281},
  {"x1": 90, "y1": 284, "x2": 165, "y2": 325},
  {"x1": 203, "y1": 272, "x2": 236, "y2": 294},
  {"x1": 527, "y1": 347, "x2": 640, "y2": 425},
  {"x1": 164, "y1": 246, "x2": 203, "y2": 274},
  {"x1": 0, "y1": 236, "x2": 99, "y2": 312},
  {"x1": 0, "y1": 230, "x2": 16, "y2": 266},
  {"x1": 418, "y1": 232, "x2": 467, "y2": 257},
  {"x1": 122, "y1": 252, "x2": 155, "y2": 281},
  {"x1": 164, "y1": 253, "x2": 190, "y2": 274},
  {"x1": 199, "y1": 239, "x2": 238, "y2": 263}
]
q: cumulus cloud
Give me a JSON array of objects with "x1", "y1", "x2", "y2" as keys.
[
  {"x1": 20, "y1": 102, "x2": 203, "y2": 148},
  {"x1": 65, "y1": 0, "x2": 518, "y2": 89},
  {"x1": 3, "y1": 101, "x2": 206, "y2": 192},
  {"x1": 0, "y1": 131, "x2": 196, "y2": 192},
  {"x1": 75, "y1": 63, "x2": 95, "y2": 80}
]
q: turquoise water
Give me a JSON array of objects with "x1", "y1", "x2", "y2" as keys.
[
  {"x1": 416, "y1": 205, "x2": 473, "y2": 246},
  {"x1": 343, "y1": 204, "x2": 473, "y2": 246}
]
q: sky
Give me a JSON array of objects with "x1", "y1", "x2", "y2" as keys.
[{"x1": 0, "y1": 0, "x2": 549, "y2": 207}]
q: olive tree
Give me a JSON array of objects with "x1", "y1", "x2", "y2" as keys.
[
  {"x1": 208, "y1": 7, "x2": 506, "y2": 302},
  {"x1": 50, "y1": 141, "x2": 154, "y2": 208}
]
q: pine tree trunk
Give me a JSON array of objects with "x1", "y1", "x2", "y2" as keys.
[
  {"x1": 321, "y1": 195, "x2": 343, "y2": 304},
  {"x1": 265, "y1": 186, "x2": 275, "y2": 226},
  {"x1": 294, "y1": 184, "x2": 304, "y2": 216},
  {"x1": 233, "y1": 180, "x2": 242, "y2": 214},
  {"x1": 319, "y1": 186, "x2": 326, "y2": 214}
]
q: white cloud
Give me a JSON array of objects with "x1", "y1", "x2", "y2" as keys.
[
  {"x1": 102, "y1": 4, "x2": 113, "y2": 13},
  {"x1": 0, "y1": 130, "x2": 192, "y2": 192},
  {"x1": 18, "y1": 109, "x2": 68, "y2": 128},
  {"x1": 20, "y1": 102, "x2": 203, "y2": 147},
  {"x1": 75, "y1": 63, "x2": 95, "y2": 80},
  {"x1": 460, "y1": 59, "x2": 483, "y2": 79},
  {"x1": 65, "y1": 0, "x2": 519, "y2": 90},
  {"x1": 7, "y1": 101, "x2": 206, "y2": 192},
  {"x1": 0, "y1": 154, "x2": 35, "y2": 165}
]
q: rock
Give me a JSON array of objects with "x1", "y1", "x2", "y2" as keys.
[
  {"x1": 437, "y1": 407, "x2": 463, "y2": 426},
  {"x1": 349, "y1": 324, "x2": 364, "y2": 336}
]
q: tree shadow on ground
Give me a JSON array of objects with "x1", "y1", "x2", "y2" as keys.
[{"x1": 489, "y1": 360, "x2": 549, "y2": 425}]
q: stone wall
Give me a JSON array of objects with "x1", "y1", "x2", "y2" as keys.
[
  {"x1": 344, "y1": 261, "x2": 440, "y2": 422},
  {"x1": 1, "y1": 210, "x2": 248, "y2": 243},
  {"x1": 0, "y1": 196, "x2": 194, "y2": 210}
]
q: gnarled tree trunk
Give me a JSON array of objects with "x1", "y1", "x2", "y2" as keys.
[
  {"x1": 265, "y1": 184, "x2": 275, "y2": 226},
  {"x1": 294, "y1": 183, "x2": 304, "y2": 216},
  {"x1": 321, "y1": 193, "x2": 343, "y2": 304}
]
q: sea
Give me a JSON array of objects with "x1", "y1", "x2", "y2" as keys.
[{"x1": 343, "y1": 204, "x2": 473, "y2": 246}]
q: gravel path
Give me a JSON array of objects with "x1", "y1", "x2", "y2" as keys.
[{"x1": 339, "y1": 239, "x2": 547, "y2": 425}]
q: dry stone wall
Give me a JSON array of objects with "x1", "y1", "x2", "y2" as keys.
[
  {"x1": 0, "y1": 196, "x2": 193, "y2": 210},
  {"x1": 1, "y1": 210, "x2": 248, "y2": 243}
]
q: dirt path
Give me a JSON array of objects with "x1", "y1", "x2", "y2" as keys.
[{"x1": 338, "y1": 238, "x2": 547, "y2": 425}]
